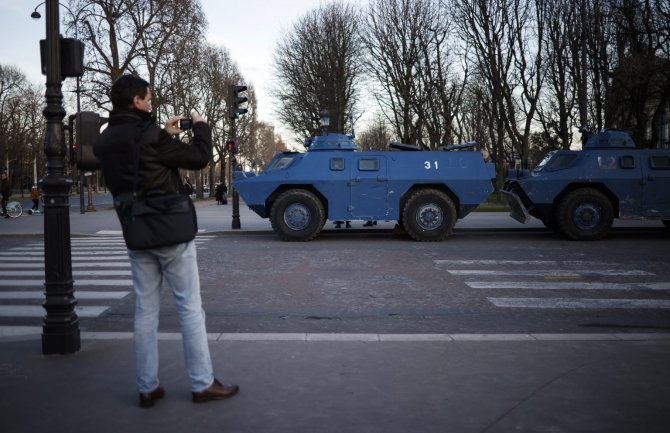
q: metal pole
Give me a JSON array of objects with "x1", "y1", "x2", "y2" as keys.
[
  {"x1": 86, "y1": 173, "x2": 96, "y2": 211},
  {"x1": 230, "y1": 117, "x2": 241, "y2": 229},
  {"x1": 41, "y1": 0, "x2": 80, "y2": 354},
  {"x1": 77, "y1": 75, "x2": 85, "y2": 214}
]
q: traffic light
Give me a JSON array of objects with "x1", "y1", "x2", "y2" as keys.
[
  {"x1": 74, "y1": 111, "x2": 102, "y2": 170},
  {"x1": 226, "y1": 140, "x2": 236, "y2": 154},
  {"x1": 228, "y1": 85, "x2": 248, "y2": 119},
  {"x1": 40, "y1": 37, "x2": 84, "y2": 78}
]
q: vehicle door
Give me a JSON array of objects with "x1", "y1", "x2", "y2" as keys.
[
  {"x1": 349, "y1": 155, "x2": 389, "y2": 218},
  {"x1": 641, "y1": 152, "x2": 670, "y2": 216}
]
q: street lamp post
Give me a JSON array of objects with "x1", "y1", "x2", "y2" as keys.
[
  {"x1": 39, "y1": 0, "x2": 80, "y2": 355},
  {"x1": 32, "y1": 1, "x2": 93, "y2": 214}
]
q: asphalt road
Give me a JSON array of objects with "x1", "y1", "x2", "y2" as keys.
[{"x1": 2, "y1": 229, "x2": 668, "y2": 335}]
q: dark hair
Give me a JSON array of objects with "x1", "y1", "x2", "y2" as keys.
[{"x1": 110, "y1": 74, "x2": 149, "y2": 110}]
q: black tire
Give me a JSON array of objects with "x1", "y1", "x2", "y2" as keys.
[
  {"x1": 270, "y1": 189, "x2": 325, "y2": 241},
  {"x1": 557, "y1": 188, "x2": 613, "y2": 241},
  {"x1": 541, "y1": 218, "x2": 558, "y2": 232},
  {"x1": 401, "y1": 189, "x2": 457, "y2": 241},
  {"x1": 663, "y1": 220, "x2": 670, "y2": 229}
]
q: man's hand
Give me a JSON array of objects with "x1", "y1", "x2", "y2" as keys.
[
  {"x1": 165, "y1": 111, "x2": 206, "y2": 135},
  {"x1": 190, "y1": 110, "x2": 206, "y2": 124},
  {"x1": 165, "y1": 115, "x2": 183, "y2": 135}
]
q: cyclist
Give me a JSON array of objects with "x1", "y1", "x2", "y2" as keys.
[{"x1": 1, "y1": 172, "x2": 10, "y2": 219}]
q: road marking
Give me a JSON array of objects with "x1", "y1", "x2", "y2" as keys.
[
  {"x1": 447, "y1": 269, "x2": 655, "y2": 276},
  {"x1": 487, "y1": 297, "x2": 670, "y2": 309},
  {"x1": 0, "y1": 305, "x2": 109, "y2": 317},
  {"x1": 467, "y1": 281, "x2": 670, "y2": 290},
  {"x1": 0, "y1": 291, "x2": 130, "y2": 300},
  {"x1": 0, "y1": 251, "x2": 128, "y2": 256},
  {"x1": 434, "y1": 260, "x2": 619, "y2": 266},
  {"x1": 12, "y1": 245, "x2": 127, "y2": 251},
  {"x1": 1, "y1": 270, "x2": 132, "y2": 277},
  {"x1": 0, "y1": 255, "x2": 129, "y2": 261},
  {"x1": 94, "y1": 231, "x2": 215, "y2": 240},
  {"x1": 0, "y1": 262, "x2": 130, "y2": 269},
  {"x1": 435, "y1": 259, "x2": 669, "y2": 311},
  {"x1": 0, "y1": 279, "x2": 132, "y2": 287}
]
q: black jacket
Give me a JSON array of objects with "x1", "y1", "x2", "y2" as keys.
[
  {"x1": 94, "y1": 109, "x2": 211, "y2": 196},
  {"x1": 1, "y1": 178, "x2": 10, "y2": 200}
]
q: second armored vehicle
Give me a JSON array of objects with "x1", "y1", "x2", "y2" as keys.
[
  {"x1": 502, "y1": 129, "x2": 670, "y2": 240},
  {"x1": 233, "y1": 132, "x2": 495, "y2": 241}
]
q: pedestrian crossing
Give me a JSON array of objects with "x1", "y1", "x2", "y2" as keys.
[
  {"x1": 0, "y1": 235, "x2": 215, "y2": 319},
  {"x1": 434, "y1": 259, "x2": 670, "y2": 310}
]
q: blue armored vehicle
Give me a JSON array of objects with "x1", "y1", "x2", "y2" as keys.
[
  {"x1": 502, "y1": 129, "x2": 670, "y2": 240},
  {"x1": 233, "y1": 132, "x2": 495, "y2": 241}
]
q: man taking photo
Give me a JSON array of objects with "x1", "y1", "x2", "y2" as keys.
[{"x1": 94, "y1": 74, "x2": 238, "y2": 408}]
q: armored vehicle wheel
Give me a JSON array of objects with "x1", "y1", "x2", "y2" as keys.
[
  {"x1": 402, "y1": 189, "x2": 456, "y2": 241},
  {"x1": 541, "y1": 219, "x2": 558, "y2": 232},
  {"x1": 270, "y1": 189, "x2": 325, "y2": 241},
  {"x1": 557, "y1": 188, "x2": 613, "y2": 241}
]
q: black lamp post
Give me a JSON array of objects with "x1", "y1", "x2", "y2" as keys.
[
  {"x1": 39, "y1": 0, "x2": 80, "y2": 355},
  {"x1": 32, "y1": 1, "x2": 92, "y2": 214}
]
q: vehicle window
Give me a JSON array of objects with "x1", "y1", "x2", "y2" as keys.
[
  {"x1": 619, "y1": 155, "x2": 635, "y2": 169},
  {"x1": 358, "y1": 159, "x2": 379, "y2": 171},
  {"x1": 533, "y1": 151, "x2": 556, "y2": 171},
  {"x1": 264, "y1": 156, "x2": 295, "y2": 171},
  {"x1": 330, "y1": 158, "x2": 345, "y2": 171},
  {"x1": 546, "y1": 154, "x2": 577, "y2": 171},
  {"x1": 649, "y1": 156, "x2": 670, "y2": 169}
]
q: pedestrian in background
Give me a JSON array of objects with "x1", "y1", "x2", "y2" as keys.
[
  {"x1": 215, "y1": 183, "x2": 223, "y2": 204},
  {"x1": 30, "y1": 185, "x2": 40, "y2": 212},
  {"x1": 1, "y1": 173, "x2": 10, "y2": 218},
  {"x1": 93, "y1": 74, "x2": 238, "y2": 408},
  {"x1": 184, "y1": 178, "x2": 194, "y2": 196}
]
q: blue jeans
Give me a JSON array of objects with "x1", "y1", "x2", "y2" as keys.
[{"x1": 128, "y1": 240, "x2": 214, "y2": 393}]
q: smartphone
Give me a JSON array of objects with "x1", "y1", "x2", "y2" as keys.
[{"x1": 178, "y1": 117, "x2": 193, "y2": 130}]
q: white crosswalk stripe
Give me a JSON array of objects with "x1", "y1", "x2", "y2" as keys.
[
  {"x1": 0, "y1": 235, "x2": 213, "y2": 320},
  {"x1": 435, "y1": 259, "x2": 670, "y2": 310}
]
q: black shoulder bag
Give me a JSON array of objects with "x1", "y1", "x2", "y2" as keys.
[{"x1": 113, "y1": 123, "x2": 198, "y2": 250}]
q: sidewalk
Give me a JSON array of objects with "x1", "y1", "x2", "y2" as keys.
[
  {"x1": 0, "y1": 197, "x2": 665, "y2": 237},
  {"x1": 1, "y1": 333, "x2": 668, "y2": 433}
]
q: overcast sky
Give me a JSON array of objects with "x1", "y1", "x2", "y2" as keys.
[{"x1": 0, "y1": 0, "x2": 370, "y2": 141}]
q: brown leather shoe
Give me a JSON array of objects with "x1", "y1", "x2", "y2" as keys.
[
  {"x1": 192, "y1": 379, "x2": 239, "y2": 403},
  {"x1": 139, "y1": 386, "x2": 165, "y2": 408}
]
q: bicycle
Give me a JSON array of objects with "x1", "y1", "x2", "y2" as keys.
[{"x1": 0, "y1": 200, "x2": 23, "y2": 218}]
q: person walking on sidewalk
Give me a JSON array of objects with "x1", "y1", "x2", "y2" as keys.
[
  {"x1": 1, "y1": 173, "x2": 11, "y2": 218},
  {"x1": 93, "y1": 74, "x2": 238, "y2": 408},
  {"x1": 30, "y1": 185, "x2": 41, "y2": 212}
]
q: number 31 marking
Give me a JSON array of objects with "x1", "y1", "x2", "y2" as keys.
[{"x1": 424, "y1": 161, "x2": 439, "y2": 170}]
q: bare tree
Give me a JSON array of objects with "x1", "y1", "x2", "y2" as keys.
[
  {"x1": 363, "y1": 0, "x2": 430, "y2": 145},
  {"x1": 356, "y1": 114, "x2": 394, "y2": 151},
  {"x1": 66, "y1": 0, "x2": 206, "y2": 112},
  {"x1": 272, "y1": 1, "x2": 363, "y2": 142},
  {"x1": 537, "y1": 0, "x2": 579, "y2": 149},
  {"x1": 455, "y1": 0, "x2": 545, "y2": 186},
  {"x1": 0, "y1": 65, "x2": 47, "y2": 189},
  {"x1": 194, "y1": 45, "x2": 242, "y2": 186},
  {"x1": 417, "y1": 1, "x2": 468, "y2": 148},
  {"x1": 0, "y1": 65, "x2": 28, "y2": 176},
  {"x1": 606, "y1": 0, "x2": 670, "y2": 147},
  {"x1": 248, "y1": 122, "x2": 288, "y2": 171}
]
